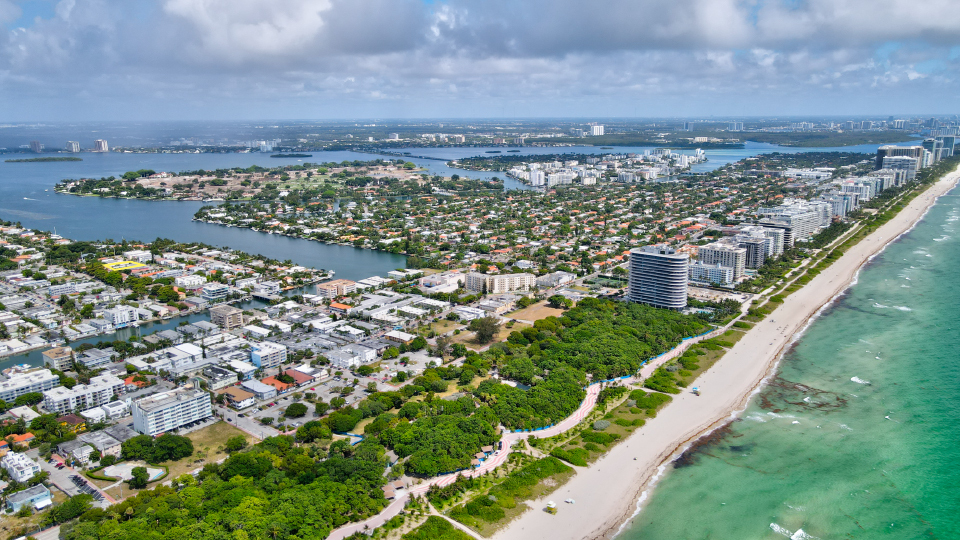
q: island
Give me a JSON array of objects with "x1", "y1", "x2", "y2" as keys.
[{"x1": 5, "y1": 156, "x2": 83, "y2": 163}]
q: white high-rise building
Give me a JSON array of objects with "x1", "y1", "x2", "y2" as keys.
[
  {"x1": 66, "y1": 141, "x2": 81, "y2": 153},
  {"x1": 529, "y1": 170, "x2": 545, "y2": 186},
  {"x1": 627, "y1": 245, "x2": 688, "y2": 310},
  {"x1": 94, "y1": 139, "x2": 109, "y2": 152},
  {"x1": 591, "y1": 125, "x2": 605, "y2": 136},
  {"x1": 697, "y1": 243, "x2": 746, "y2": 280},
  {"x1": 132, "y1": 387, "x2": 212, "y2": 436}
]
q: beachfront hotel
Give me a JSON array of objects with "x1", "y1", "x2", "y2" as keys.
[{"x1": 627, "y1": 245, "x2": 689, "y2": 310}]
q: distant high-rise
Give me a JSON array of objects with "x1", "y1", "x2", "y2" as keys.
[
  {"x1": 627, "y1": 245, "x2": 688, "y2": 310},
  {"x1": 94, "y1": 139, "x2": 109, "y2": 152},
  {"x1": 29, "y1": 141, "x2": 44, "y2": 153},
  {"x1": 728, "y1": 121, "x2": 744, "y2": 132},
  {"x1": 875, "y1": 145, "x2": 923, "y2": 169},
  {"x1": 65, "y1": 141, "x2": 80, "y2": 153},
  {"x1": 591, "y1": 125, "x2": 605, "y2": 136}
]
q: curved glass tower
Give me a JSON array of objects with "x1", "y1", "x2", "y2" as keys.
[{"x1": 627, "y1": 245, "x2": 688, "y2": 310}]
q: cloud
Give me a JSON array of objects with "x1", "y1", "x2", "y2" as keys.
[{"x1": 0, "y1": 0, "x2": 958, "y2": 119}]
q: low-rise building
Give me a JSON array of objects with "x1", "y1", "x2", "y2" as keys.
[
  {"x1": 240, "y1": 380, "x2": 277, "y2": 400},
  {"x1": 220, "y1": 386, "x2": 255, "y2": 409},
  {"x1": 43, "y1": 374, "x2": 124, "y2": 415},
  {"x1": 202, "y1": 365, "x2": 238, "y2": 391},
  {"x1": 1, "y1": 452, "x2": 41, "y2": 483},
  {"x1": 6, "y1": 485, "x2": 52, "y2": 512},
  {"x1": 0, "y1": 368, "x2": 59, "y2": 403}
]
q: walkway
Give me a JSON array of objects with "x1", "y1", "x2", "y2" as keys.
[{"x1": 327, "y1": 318, "x2": 742, "y2": 540}]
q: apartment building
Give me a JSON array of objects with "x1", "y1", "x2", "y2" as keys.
[
  {"x1": 627, "y1": 245, "x2": 688, "y2": 310},
  {"x1": 209, "y1": 304, "x2": 244, "y2": 330},
  {"x1": 689, "y1": 262, "x2": 734, "y2": 286},
  {"x1": 697, "y1": 242, "x2": 746, "y2": 280},
  {"x1": 132, "y1": 387, "x2": 212, "y2": 436},
  {"x1": 0, "y1": 368, "x2": 60, "y2": 403},
  {"x1": 465, "y1": 272, "x2": 536, "y2": 294},
  {"x1": 1, "y1": 452, "x2": 41, "y2": 483},
  {"x1": 42, "y1": 374, "x2": 124, "y2": 415},
  {"x1": 42, "y1": 346, "x2": 74, "y2": 371},
  {"x1": 316, "y1": 279, "x2": 358, "y2": 298},
  {"x1": 249, "y1": 341, "x2": 287, "y2": 369},
  {"x1": 175, "y1": 275, "x2": 206, "y2": 289},
  {"x1": 103, "y1": 305, "x2": 139, "y2": 329}
]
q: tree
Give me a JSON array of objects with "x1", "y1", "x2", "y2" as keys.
[
  {"x1": 330, "y1": 397, "x2": 346, "y2": 410},
  {"x1": 128, "y1": 466, "x2": 149, "y2": 489},
  {"x1": 547, "y1": 294, "x2": 567, "y2": 309},
  {"x1": 314, "y1": 401, "x2": 330, "y2": 416},
  {"x1": 473, "y1": 316, "x2": 501, "y2": 344},
  {"x1": 366, "y1": 382, "x2": 378, "y2": 393},
  {"x1": 225, "y1": 435, "x2": 248, "y2": 453},
  {"x1": 284, "y1": 403, "x2": 307, "y2": 418}
]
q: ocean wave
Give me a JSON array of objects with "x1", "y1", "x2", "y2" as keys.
[
  {"x1": 851, "y1": 377, "x2": 871, "y2": 385},
  {"x1": 770, "y1": 523, "x2": 820, "y2": 540},
  {"x1": 894, "y1": 306, "x2": 912, "y2": 311}
]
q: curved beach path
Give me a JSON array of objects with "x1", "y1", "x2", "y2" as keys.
[{"x1": 326, "y1": 321, "x2": 736, "y2": 540}]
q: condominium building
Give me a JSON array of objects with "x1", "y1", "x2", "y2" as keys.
[
  {"x1": 1, "y1": 452, "x2": 41, "y2": 483},
  {"x1": 201, "y1": 283, "x2": 230, "y2": 302},
  {"x1": 66, "y1": 141, "x2": 81, "y2": 153},
  {"x1": 875, "y1": 145, "x2": 923, "y2": 169},
  {"x1": 316, "y1": 279, "x2": 358, "y2": 298},
  {"x1": 591, "y1": 125, "x2": 605, "y2": 136},
  {"x1": 0, "y1": 368, "x2": 60, "y2": 403},
  {"x1": 42, "y1": 346, "x2": 74, "y2": 371},
  {"x1": 132, "y1": 387, "x2": 212, "y2": 436},
  {"x1": 103, "y1": 305, "x2": 139, "y2": 329},
  {"x1": 881, "y1": 156, "x2": 919, "y2": 182},
  {"x1": 249, "y1": 341, "x2": 287, "y2": 369},
  {"x1": 697, "y1": 242, "x2": 746, "y2": 280},
  {"x1": 175, "y1": 275, "x2": 206, "y2": 289},
  {"x1": 758, "y1": 199, "x2": 825, "y2": 246},
  {"x1": 42, "y1": 374, "x2": 124, "y2": 414},
  {"x1": 689, "y1": 262, "x2": 734, "y2": 286},
  {"x1": 627, "y1": 245, "x2": 688, "y2": 310},
  {"x1": 94, "y1": 139, "x2": 109, "y2": 152},
  {"x1": 735, "y1": 236, "x2": 769, "y2": 269},
  {"x1": 464, "y1": 272, "x2": 536, "y2": 294},
  {"x1": 209, "y1": 304, "x2": 244, "y2": 330}
]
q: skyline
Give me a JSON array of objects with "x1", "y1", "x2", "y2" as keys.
[{"x1": 1, "y1": 0, "x2": 959, "y2": 121}]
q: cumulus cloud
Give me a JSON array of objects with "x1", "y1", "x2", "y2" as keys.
[{"x1": 0, "y1": 0, "x2": 957, "y2": 119}]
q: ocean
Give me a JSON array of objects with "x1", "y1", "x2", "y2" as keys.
[{"x1": 618, "y1": 187, "x2": 960, "y2": 539}]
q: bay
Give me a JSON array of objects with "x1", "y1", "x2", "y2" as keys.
[{"x1": 618, "y1": 188, "x2": 960, "y2": 539}]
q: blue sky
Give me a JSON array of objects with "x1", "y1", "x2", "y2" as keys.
[{"x1": 0, "y1": 0, "x2": 958, "y2": 120}]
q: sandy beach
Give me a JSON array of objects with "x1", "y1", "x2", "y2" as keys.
[{"x1": 493, "y1": 165, "x2": 960, "y2": 540}]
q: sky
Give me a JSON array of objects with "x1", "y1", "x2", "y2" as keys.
[{"x1": 1, "y1": 0, "x2": 959, "y2": 121}]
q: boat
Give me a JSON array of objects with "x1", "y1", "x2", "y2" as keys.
[{"x1": 485, "y1": 150, "x2": 501, "y2": 153}]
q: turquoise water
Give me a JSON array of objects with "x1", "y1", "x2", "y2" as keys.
[{"x1": 621, "y1": 188, "x2": 960, "y2": 539}]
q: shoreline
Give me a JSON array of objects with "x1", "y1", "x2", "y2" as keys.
[{"x1": 492, "y1": 165, "x2": 960, "y2": 540}]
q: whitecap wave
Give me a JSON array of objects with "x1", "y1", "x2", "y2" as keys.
[
  {"x1": 851, "y1": 377, "x2": 870, "y2": 384},
  {"x1": 894, "y1": 306, "x2": 912, "y2": 311}
]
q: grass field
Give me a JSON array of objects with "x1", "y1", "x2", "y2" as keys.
[
  {"x1": 450, "y1": 322, "x2": 530, "y2": 351},
  {"x1": 507, "y1": 301, "x2": 567, "y2": 322}
]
